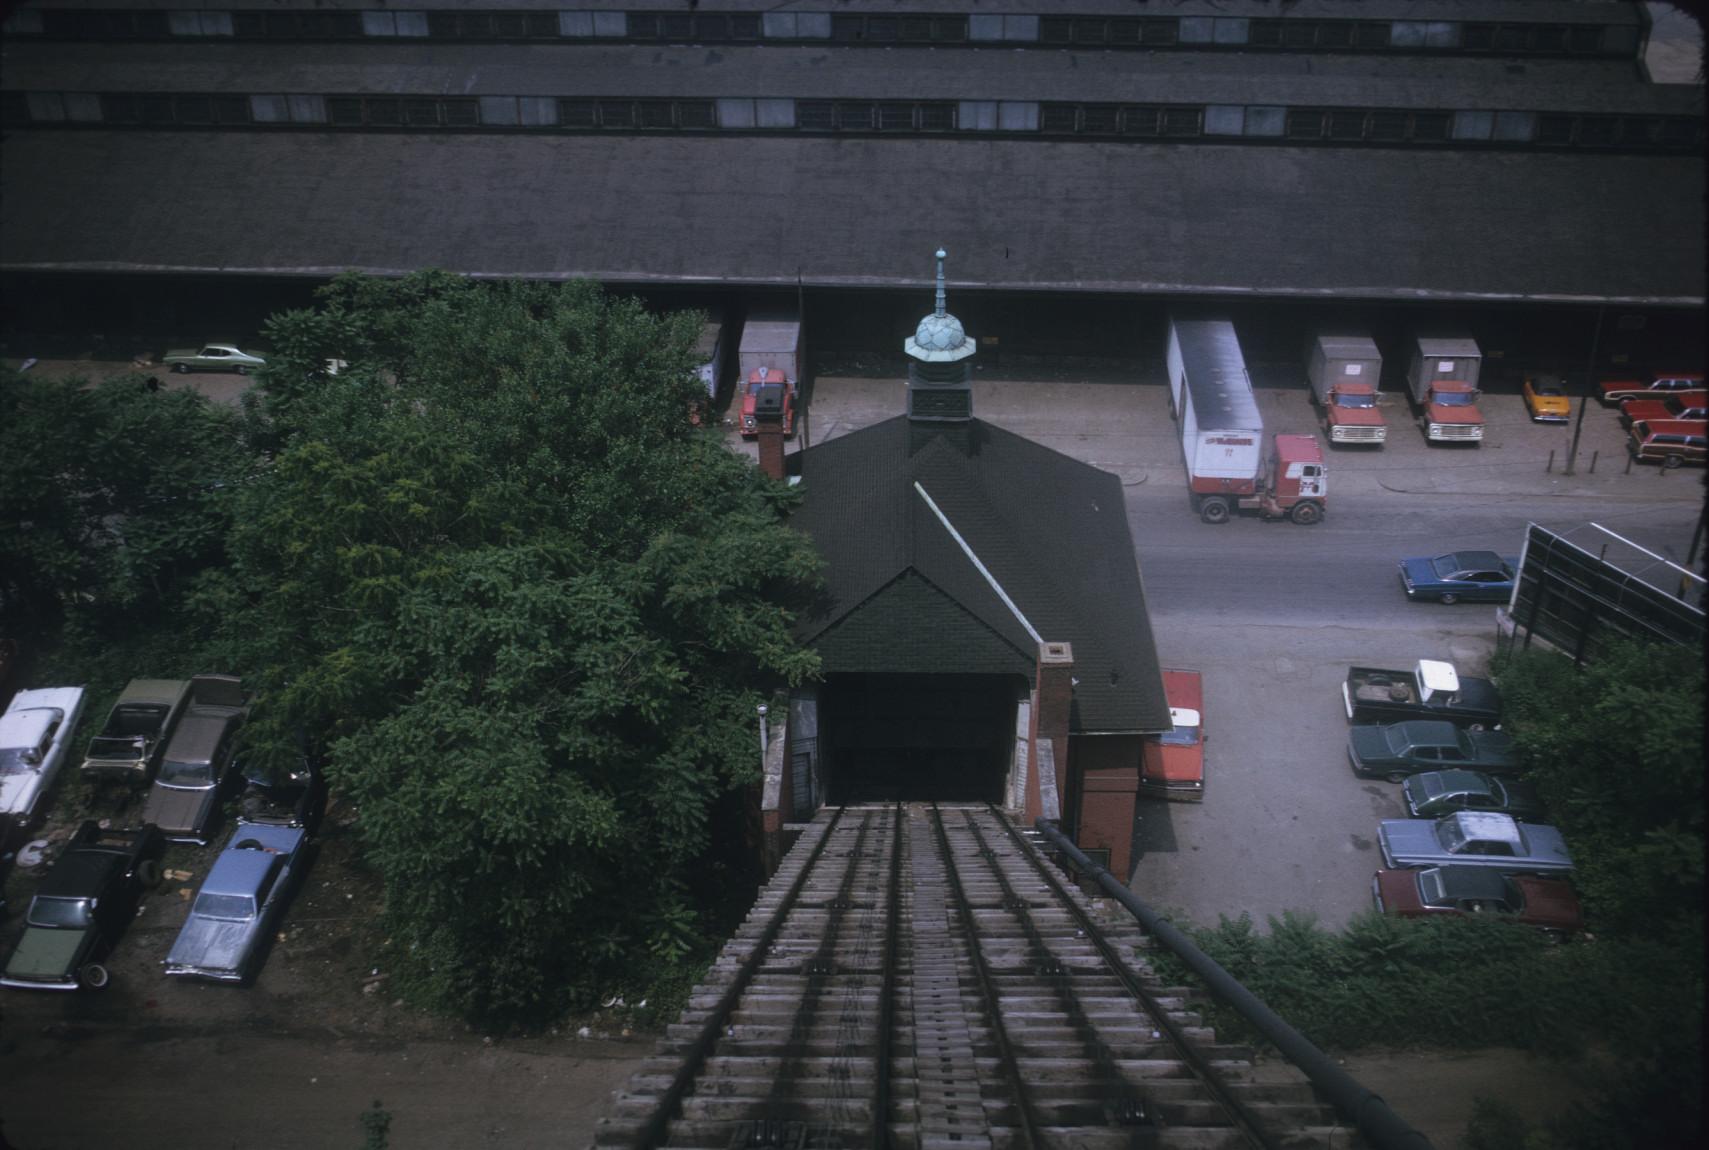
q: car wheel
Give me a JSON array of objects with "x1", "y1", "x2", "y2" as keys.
[
  {"x1": 136, "y1": 859, "x2": 162, "y2": 889},
  {"x1": 1199, "y1": 497, "x2": 1231, "y2": 525},
  {"x1": 1467, "y1": 722, "x2": 1487, "y2": 732},
  {"x1": 79, "y1": 963, "x2": 110, "y2": 990},
  {"x1": 1385, "y1": 771, "x2": 1408, "y2": 784},
  {"x1": 1439, "y1": 592, "x2": 1459, "y2": 605},
  {"x1": 235, "y1": 365, "x2": 248, "y2": 376},
  {"x1": 172, "y1": 363, "x2": 189, "y2": 374},
  {"x1": 1663, "y1": 453, "x2": 1683, "y2": 470},
  {"x1": 1289, "y1": 501, "x2": 1322, "y2": 526}
]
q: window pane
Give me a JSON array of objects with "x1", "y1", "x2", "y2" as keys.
[
  {"x1": 1179, "y1": 17, "x2": 1213, "y2": 44},
  {"x1": 404, "y1": 99, "x2": 440, "y2": 127},
  {"x1": 1039, "y1": 105, "x2": 1079, "y2": 133},
  {"x1": 289, "y1": 95, "x2": 327, "y2": 123},
  {"x1": 1327, "y1": 110, "x2": 1366, "y2": 139},
  {"x1": 969, "y1": 14, "x2": 1003, "y2": 42},
  {"x1": 442, "y1": 99, "x2": 478, "y2": 127},
  {"x1": 25, "y1": 92, "x2": 64, "y2": 121},
  {"x1": 1390, "y1": 22, "x2": 1426, "y2": 47},
  {"x1": 169, "y1": 12, "x2": 202, "y2": 36},
  {"x1": 4, "y1": 9, "x2": 43, "y2": 34},
  {"x1": 1204, "y1": 106, "x2": 1244, "y2": 135},
  {"x1": 1576, "y1": 117, "x2": 1617, "y2": 146},
  {"x1": 592, "y1": 13, "x2": 625, "y2": 38},
  {"x1": 200, "y1": 12, "x2": 233, "y2": 36},
  {"x1": 1368, "y1": 111, "x2": 1408, "y2": 140},
  {"x1": 361, "y1": 12, "x2": 395, "y2": 37},
  {"x1": 1532, "y1": 26, "x2": 1567, "y2": 52},
  {"x1": 1317, "y1": 23, "x2": 1351, "y2": 47},
  {"x1": 395, "y1": 13, "x2": 428, "y2": 37},
  {"x1": 878, "y1": 103, "x2": 915, "y2": 130},
  {"x1": 560, "y1": 12, "x2": 593, "y2": 37},
  {"x1": 1161, "y1": 107, "x2": 1201, "y2": 136},
  {"x1": 518, "y1": 97, "x2": 556, "y2": 126},
  {"x1": 1247, "y1": 21, "x2": 1281, "y2": 47},
  {"x1": 1452, "y1": 110, "x2": 1494, "y2": 140},
  {"x1": 175, "y1": 96, "x2": 213, "y2": 123},
  {"x1": 797, "y1": 14, "x2": 830, "y2": 39},
  {"x1": 480, "y1": 96, "x2": 519, "y2": 126},
  {"x1": 102, "y1": 94, "x2": 144, "y2": 123},
  {"x1": 678, "y1": 101, "x2": 716, "y2": 129},
  {"x1": 865, "y1": 17, "x2": 897, "y2": 42},
  {"x1": 1003, "y1": 15, "x2": 1038, "y2": 41},
  {"x1": 998, "y1": 102, "x2": 1038, "y2": 131},
  {"x1": 1536, "y1": 116, "x2": 1575, "y2": 144},
  {"x1": 1122, "y1": 107, "x2": 1160, "y2": 136},
  {"x1": 836, "y1": 101, "x2": 875, "y2": 129},
  {"x1": 919, "y1": 104, "x2": 953, "y2": 132},
  {"x1": 959, "y1": 101, "x2": 997, "y2": 131},
  {"x1": 64, "y1": 92, "x2": 104, "y2": 122},
  {"x1": 762, "y1": 13, "x2": 797, "y2": 38},
  {"x1": 639, "y1": 102, "x2": 674, "y2": 129},
  {"x1": 559, "y1": 100, "x2": 597, "y2": 128},
  {"x1": 718, "y1": 98, "x2": 755, "y2": 128},
  {"x1": 1493, "y1": 111, "x2": 1536, "y2": 141},
  {"x1": 599, "y1": 101, "x2": 634, "y2": 128},
  {"x1": 1081, "y1": 105, "x2": 1119, "y2": 134},
  {"x1": 1245, "y1": 106, "x2": 1285, "y2": 136},
  {"x1": 492, "y1": 13, "x2": 526, "y2": 38},
  {"x1": 756, "y1": 99, "x2": 795, "y2": 128},
  {"x1": 144, "y1": 95, "x2": 177, "y2": 122},
  {"x1": 1412, "y1": 112, "x2": 1451, "y2": 141},
  {"x1": 366, "y1": 99, "x2": 401, "y2": 126},
  {"x1": 213, "y1": 95, "x2": 249, "y2": 123},
  {"x1": 1213, "y1": 18, "x2": 1249, "y2": 44},
  {"x1": 1426, "y1": 22, "x2": 1459, "y2": 48},
  {"x1": 798, "y1": 101, "x2": 835, "y2": 130}
]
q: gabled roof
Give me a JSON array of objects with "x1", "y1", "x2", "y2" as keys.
[{"x1": 790, "y1": 417, "x2": 1169, "y2": 733}]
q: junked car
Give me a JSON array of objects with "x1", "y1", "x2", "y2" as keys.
[
  {"x1": 1372, "y1": 865, "x2": 1583, "y2": 936},
  {"x1": 140, "y1": 675, "x2": 247, "y2": 845},
  {"x1": 0, "y1": 822, "x2": 165, "y2": 990},
  {"x1": 234, "y1": 747, "x2": 325, "y2": 833},
  {"x1": 1378, "y1": 810, "x2": 1573, "y2": 876},
  {"x1": 164, "y1": 821, "x2": 307, "y2": 983},
  {"x1": 1402, "y1": 769, "x2": 1545, "y2": 821},
  {"x1": 161, "y1": 343, "x2": 266, "y2": 375},
  {"x1": 80, "y1": 678, "x2": 191, "y2": 784},
  {"x1": 0, "y1": 686, "x2": 87, "y2": 826},
  {"x1": 1349, "y1": 720, "x2": 1519, "y2": 783}
]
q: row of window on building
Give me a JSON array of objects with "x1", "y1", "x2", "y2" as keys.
[
  {"x1": 2, "y1": 7, "x2": 1641, "y2": 58},
  {"x1": 7, "y1": 90, "x2": 1699, "y2": 152}
]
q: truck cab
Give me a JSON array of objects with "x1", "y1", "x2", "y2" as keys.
[{"x1": 740, "y1": 366, "x2": 796, "y2": 438}]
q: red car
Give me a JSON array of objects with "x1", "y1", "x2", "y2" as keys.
[
  {"x1": 1597, "y1": 373, "x2": 1705, "y2": 406},
  {"x1": 1372, "y1": 865, "x2": 1583, "y2": 936},
  {"x1": 1619, "y1": 391, "x2": 1707, "y2": 426},
  {"x1": 1140, "y1": 669, "x2": 1204, "y2": 800}
]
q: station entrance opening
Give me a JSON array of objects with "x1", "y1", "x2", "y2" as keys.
[{"x1": 819, "y1": 673, "x2": 1021, "y2": 805}]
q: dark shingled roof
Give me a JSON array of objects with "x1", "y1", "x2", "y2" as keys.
[
  {"x1": 789, "y1": 417, "x2": 1170, "y2": 735},
  {"x1": 2, "y1": 129, "x2": 1700, "y2": 304}
]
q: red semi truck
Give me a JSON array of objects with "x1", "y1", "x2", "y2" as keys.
[{"x1": 1167, "y1": 316, "x2": 1328, "y2": 525}]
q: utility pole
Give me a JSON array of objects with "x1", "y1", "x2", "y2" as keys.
[{"x1": 1563, "y1": 304, "x2": 1605, "y2": 476}]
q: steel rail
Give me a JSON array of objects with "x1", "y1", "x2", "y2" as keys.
[
  {"x1": 625, "y1": 805, "x2": 850, "y2": 1150},
  {"x1": 926, "y1": 802, "x2": 1044, "y2": 1150},
  {"x1": 1030, "y1": 817, "x2": 1436, "y2": 1150},
  {"x1": 954, "y1": 807, "x2": 1153, "y2": 1131},
  {"x1": 869, "y1": 802, "x2": 904, "y2": 1150},
  {"x1": 992, "y1": 806, "x2": 1278, "y2": 1149}
]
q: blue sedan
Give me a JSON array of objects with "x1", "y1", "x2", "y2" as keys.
[{"x1": 1399, "y1": 551, "x2": 1518, "y2": 604}]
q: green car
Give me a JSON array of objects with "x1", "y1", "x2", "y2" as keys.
[
  {"x1": 1402, "y1": 769, "x2": 1546, "y2": 821},
  {"x1": 161, "y1": 343, "x2": 267, "y2": 374},
  {"x1": 1348, "y1": 720, "x2": 1519, "y2": 783}
]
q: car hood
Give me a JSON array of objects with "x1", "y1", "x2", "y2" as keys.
[
  {"x1": 0, "y1": 769, "x2": 45, "y2": 816},
  {"x1": 4, "y1": 926, "x2": 88, "y2": 982},
  {"x1": 166, "y1": 914, "x2": 253, "y2": 974},
  {"x1": 1426, "y1": 403, "x2": 1483, "y2": 424},
  {"x1": 1374, "y1": 869, "x2": 1425, "y2": 912},
  {"x1": 142, "y1": 785, "x2": 218, "y2": 839},
  {"x1": 1328, "y1": 404, "x2": 1385, "y2": 425}
]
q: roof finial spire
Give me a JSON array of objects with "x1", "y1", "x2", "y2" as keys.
[{"x1": 934, "y1": 248, "x2": 947, "y2": 318}]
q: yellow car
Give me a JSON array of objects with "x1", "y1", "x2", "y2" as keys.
[{"x1": 1522, "y1": 374, "x2": 1572, "y2": 423}]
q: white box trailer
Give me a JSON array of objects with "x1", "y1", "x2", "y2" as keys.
[
  {"x1": 1167, "y1": 316, "x2": 1265, "y2": 492},
  {"x1": 738, "y1": 310, "x2": 802, "y2": 388}
]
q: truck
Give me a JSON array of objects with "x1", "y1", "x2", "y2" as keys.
[
  {"x1": 1406, "y1": 335, "x2": 1484, "y2": 443},
  {"x1": 1342, "y1": 659, "x2": 1501, "y2": 729},
  {"x1": 738, "y1": 309, "x2": 801, "y2": 438},
  {"x1": 1306, "y1": 332, "x2": 1386, "y2": 444},
  {"x1": 80, "y1": 678, "x2": 191, "y2": 784},
  {"x1": 1167, "y1": 316, "x2": 1328, "y2": 525}
]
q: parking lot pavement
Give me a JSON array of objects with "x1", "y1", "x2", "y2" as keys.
[{"x1": 5, "y1": 356, "x2": 253, "y2": 404}]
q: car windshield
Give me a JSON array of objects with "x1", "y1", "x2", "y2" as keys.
[
  {"x1": 191, "y1": 892, "x2": 256, "y2": 921},
  {"x1": 1336, "y1": 393, "x2": 1376, "y2": 408},
  {"x1": 27, "y1": 896, "x2": 91, "y2": 929},
  {"x1": 0, "y1": 748, "x2": 34, "y2": 775},
  {"x1": 1417, "y1": 869, "x2": 1447, "y2": 905},
  {"x1": 1533, "y1": 382, "x2": 1564, "y2": 397},
  {"x1": 157, "y1": 758, "x2": 215, "y2": 786},
  {"x1": 1159, "y1": 723, "x2": 1200, "y2": 747},
  {"x1": 1384, "y1": 727, "x2": 1412, "y2": 754},
  {"x1": 1434, "y1": 391, "x2": 1475, "y2": 406}
]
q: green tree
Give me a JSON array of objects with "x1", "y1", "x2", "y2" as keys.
[
  {"x1": 205, "y1": 273, "x2": 821, "y2": 1022},
  {"x1": 0, "y1": 368, "x2": 245, "y2": 627}
]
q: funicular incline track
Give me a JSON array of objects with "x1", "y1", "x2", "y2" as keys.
[{"x1": 596, "y1": 804, "x2": 1358, "y2": 1150}]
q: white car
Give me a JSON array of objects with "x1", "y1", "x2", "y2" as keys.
[{"x1": 0, "y1": 687, "x2": 88, "y2": 825}]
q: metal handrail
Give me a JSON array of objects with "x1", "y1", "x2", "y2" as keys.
[{"x1": 1030, "y1": 819, "x2": 1435, "y2": 1150}]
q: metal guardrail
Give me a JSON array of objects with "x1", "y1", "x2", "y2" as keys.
[{"x1": 1031, "y1": 819, "x2": 1436, "y2": 1150}]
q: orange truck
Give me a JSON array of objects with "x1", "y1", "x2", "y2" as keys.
[
  {"x1": 1407, "y1": 335, "x2": 1485, "y2": 444},
  {"x1": 1307, "y1": 332, "x2": 1386, "y2": 445}
]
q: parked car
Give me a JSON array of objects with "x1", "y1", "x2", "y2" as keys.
[
  {"x1": 1521, "y1": 374, "x2": 1571, "y2": 423},
  {"x1": 1597, "y1": 372, "x2": 1705, "y2": 405},
  {"x1": 1350, "y1": 721, "x2": 1519, "y2": 783},
  {"x1": 164, "y1": 822, "x2": 308, "y2": 983},
  {"x1": 234, "y1": 748, "x2": 325, "y2": 833},
  {"x1": 80, "y1": 678, "x2": 191, "y2": 784},
  {"x1": 140, "y1": 675, "x2": 248, "y2": 844},
  {"x1": 0, "y1": 686, "x2": 87, "y2": 826},
  {"x1": 0, "y1": 822, "x2": 165, "y2": 990},
  {"x1": 1398, "y1": 551, "x2": 1517, "y2": 604},
  {"x1": 1343, "y1": 660, "x2": 1501, "y2": 729},
  {"x1": 1402, "y1": 769, "x2": 1545, "y2": 821},
  {"x1": 1378, "y1": 811, "x2": 1573, "y2": 875},
  {"x1": 161, "y1": 343, "x2": 267, "y2": 375},
  {"x1": 1140, "y1": 669, "x2": 1205, "y2": 800},
  {"x1": 1626, "y1": 418, "x2": 1707, "y2": 469},
  {"x1": 1620, "y1": 391, "x2": 1706, "y2": 426},
  {"x1": 1372, "y1": 865, "x2": 1583, "y2": 935}
]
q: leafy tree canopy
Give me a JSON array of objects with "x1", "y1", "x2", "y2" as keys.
[{"x1": 200, "y1": 273, "x2": 822, "y2": 1022}]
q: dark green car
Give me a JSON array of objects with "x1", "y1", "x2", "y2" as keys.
[
  {"x1": 1348, "y1": 720, "x2": 1519, "y2": 783},
  {"x1": 1402, "y1": 769, "x2": 1546, "y2": 821}
]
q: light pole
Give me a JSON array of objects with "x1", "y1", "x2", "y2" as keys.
[
  {"x1": 757, "y1": 703, "x2": 769, "y2": 759},
  {"x1": 1564, "y1": 304, "x2": 1605, "y2": 476}
]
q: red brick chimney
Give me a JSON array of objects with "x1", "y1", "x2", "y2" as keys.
[
  {"x1": 1026, "y1": 641, "x2": 1074, "y2": 826},
  {"x1": 753, "y1": 376, "x2": 787, "y2": 481}
]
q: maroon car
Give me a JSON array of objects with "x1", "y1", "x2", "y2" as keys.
[{"x1": 1373, "y1": 865, "x2": 1582, "y2": 936}]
